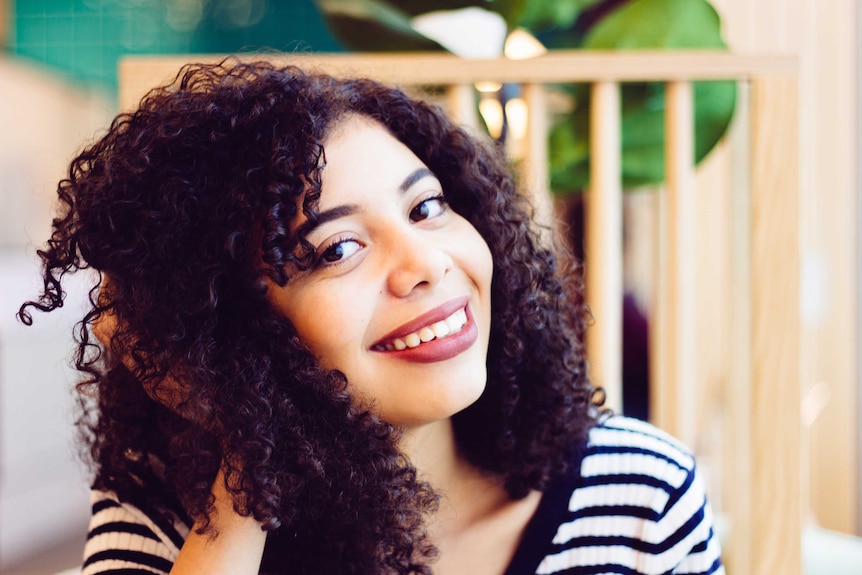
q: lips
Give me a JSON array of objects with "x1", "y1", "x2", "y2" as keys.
[
  {"x1": 371, "y1": 296, "x2": 478, "y2": 363},
  {"x1": 372, "y1": 307, "x2": 467, "y2": 351}
]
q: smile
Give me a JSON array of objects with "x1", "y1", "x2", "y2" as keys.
[{"x1": 372, "y1": 307, "x2": 468, "y2": 351}]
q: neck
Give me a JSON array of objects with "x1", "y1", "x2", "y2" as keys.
[
  {"x1": 399, "y1": 418, "x2": 460, "y2": 484},
  {"x1": 400, "y1": 419, "x2": 510, "y2": 533}
]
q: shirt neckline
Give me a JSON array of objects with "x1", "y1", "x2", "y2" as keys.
[{"x1": 501, "y1": 472, "x2": 581, "y2": 575}]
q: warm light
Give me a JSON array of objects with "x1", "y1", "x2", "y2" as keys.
[
  {"x1": 505, "y1": 97, "x2": 528, "y2": 141},
  {"x1": 504, "y1": 28, "x2": 547, "y2": 60},
  {"x1": 411, "y1": 7, "x2": 507, "y2": 59},
  {"x1": 475, "y1": 81, "x2": 503, "y2": 93},
  {"x1": 478, "y1": 98, "x2": 504, "y2": 139}
]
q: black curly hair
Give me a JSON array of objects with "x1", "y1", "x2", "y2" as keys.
[{"x1": 19, "y1": 59, "x2": 598, "y2": 574}]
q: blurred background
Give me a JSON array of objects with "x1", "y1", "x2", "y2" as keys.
[
  {"x1": 0, "y1": 2, "x2": 342, "y2": 573},
  {"x1": 0, "y1": 0, "x2": 859, "y2": 573}
]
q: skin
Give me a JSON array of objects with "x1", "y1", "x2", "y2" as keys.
[
  {"x1": 106, "y1": 116, "x2": 540, "y2": 575},
  {"x1": 268, "y1": 115, "x2": 494, "y2": 430},
  {"x1": 168, "y1": 467, "x2": 267, "y2": 575}
]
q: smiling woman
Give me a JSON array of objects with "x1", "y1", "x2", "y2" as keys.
[
  {"x1": 18, "y1": 59, "x2": 723, "y2": 575},
  {"x1": 268, "y1": 116, "x2": 493, "y2": 428}
]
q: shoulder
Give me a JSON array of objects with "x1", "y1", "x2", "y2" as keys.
[
  {"x1": 82, "y1": 488, "x2": 191, "y2": 575},
  {"x1": 566, "y1": 415, "x2": 703, "y2": 530},
  {"x1": 532, "y1": 416, "x2": 723, "y2": 574},
  {"x1": 582, "y1": 414, "x2": 696, "y2": 489}
]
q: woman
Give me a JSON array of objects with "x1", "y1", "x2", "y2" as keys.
[{"x1": 19, "y1": 60, "x2": 722, "y2": 575}]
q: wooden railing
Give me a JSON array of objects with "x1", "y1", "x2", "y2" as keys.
[{"x1": 120, "y1": 51, "x2": 802, "y2": 575}]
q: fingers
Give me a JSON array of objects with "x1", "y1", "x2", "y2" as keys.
[
  {"x1": 92, "y1": 277, "x2": 118, "y2": 348},
  {"x1": 92, "y1": 307, "x2": 119, "y2": 348},
  {"x1": 91, "y1": 277, "x2": 215, "y2": 431}
]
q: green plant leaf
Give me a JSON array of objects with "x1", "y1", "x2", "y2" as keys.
[
  {"x1": 530, "y1": 0, "x2": 631, "y2": 52},
  {"x1": 384, "y1": 0, "x2": 529, "y2": 26},
  {"x1": 552, "y1": 80, "x2": 736, "y2": 190},
  {"x1": 489, "y1": 0, "x2": 532, "y2": 29},
  {"x1": 520, "y1": 0, "x2": 607, "y2": 31},
  {"x1": 550, "y1": 0, "x2": 737, "y2": 192},
  {"x1": 384, "y1": 0, "x2": 489, "y2": 17},
  {"x1": 583, "y1": 0, "x2": 725, "y2": 49},
  {"x1": 313, "y1": 0, "x2": 446, "y2": 51},
  {"x1": 314, "y1": 0, "x2": 532, "y2": 51}
]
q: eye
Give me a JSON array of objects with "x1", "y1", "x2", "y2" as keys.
[
  {"x1": 318, "y1": 237, "x2": 362, "y2": 266},
  {"x1": 410, "y1": 195, "x2": 447, "y2": 222}
]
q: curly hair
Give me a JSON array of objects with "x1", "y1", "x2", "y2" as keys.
[{"x1": 19, "y1": 59, "x2": 598, "y2": 574}]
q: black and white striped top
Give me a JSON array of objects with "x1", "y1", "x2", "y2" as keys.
[
  {"x1": 504, "y1": 416, "x2": 723, "y2": 574},
  {"x1": 82, "y1": 416, "x2": 723, "y2": 575}
]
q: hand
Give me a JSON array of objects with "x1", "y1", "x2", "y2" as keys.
[
  {"x1": 168, "y1": 465, "x2": 268, "y2": 575},
  {"x1": 95, "y1": 282, "x2": 266, "y2": 573},
  {"x1": 91, "y1": 300, "x2": 119, "y2": 350},
  {"x1": 92, "y1": 280, "x2": 195, "y2": 423}
]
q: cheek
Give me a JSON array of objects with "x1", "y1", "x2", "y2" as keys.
[
  {"x1": 466, "y1": 229, "x2": 494, "y2": 288},
  {"x1": 448, "y1": 214, "x2": 493, "y2": 275},
  {"x1": 288, "y1": 288, "x2": 371, "y2": 367}
]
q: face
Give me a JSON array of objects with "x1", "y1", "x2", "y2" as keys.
[{"x1": 268, "y1": 116, "x2": 493, "y2": 429}]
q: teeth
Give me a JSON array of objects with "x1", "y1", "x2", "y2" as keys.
[
  {"x1": 446, "y1": 309, "x2": 467, "y2": 331},
  {"x1": 383, "y1": 307, "x2": 468, "y2": 351},
  {"x1": 431, "y1": 321, "x2": 449, "y2": 338},
  {"x1": 404, "y1": 333, "x2": 421, "y2": 348},
  {"x1": 418, "y1": 327, "x2": 435, "y2": 342}
]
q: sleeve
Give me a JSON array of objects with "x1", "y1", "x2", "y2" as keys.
[
  {"x1": 657, "y1": 464, "x2": 725, "y2": 575},
  {"x1": 82, "y1": 489, "x2": 189, "y2": 575}
]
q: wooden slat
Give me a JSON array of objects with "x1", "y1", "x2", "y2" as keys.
[
  {"x1": 445, "y1": 83, "x2": 479, "y2": 130},
  {"x1": 747, "y1": 76, "x2": 802, "y2": 575},
  {"x1": 653, "y1": 82, "x2": 697, "y2": 447},
  {"x1": 118, "y1": 51, "x2": 798, "y2": 111},
  {"x1": 726, "y1": 80, "x2": 753, "y2": 575},
  {"x1": 521, "y1": 83, "x2": 552, "y2": 229},
  {"x1": 586, "y1": 82, "x2": 623, "y2": 413}
]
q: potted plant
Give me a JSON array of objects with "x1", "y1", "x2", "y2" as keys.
[{"x1": 312, "y1": 0, "x2": 736, "y2": 193}]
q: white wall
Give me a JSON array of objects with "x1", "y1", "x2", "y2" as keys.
[
  {"x1": 0, "y1": 56, "x2": 112, "y2": 568},
  {"x1": 0, "y1": 250, "x2": 94, "y2": 568}
]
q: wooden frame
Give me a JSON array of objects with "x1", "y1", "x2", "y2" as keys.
[{"x1": 119, "y1": 51, "x2": 802, "y2": 575}]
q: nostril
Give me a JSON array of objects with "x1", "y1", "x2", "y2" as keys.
[{"x1": 385, "y1": 236, "x2": 454, "y2": 297}]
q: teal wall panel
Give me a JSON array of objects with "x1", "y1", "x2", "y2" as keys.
[{"x1": 9, "y1": 0, "x2": 343, "y2": 95}]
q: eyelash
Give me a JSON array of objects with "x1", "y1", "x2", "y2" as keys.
[
  {"x1": 410, "y1": 193, "x2": 448, "y2": 222},
  {"x1": 314, "y1": 234, "x2": 362, "y2": 269},
  {"x1": 313, "y1": 193, "x2": 449, "y2": 269}
]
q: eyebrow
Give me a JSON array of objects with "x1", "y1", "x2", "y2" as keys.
[
  {"x1": 306, "y1": 167, "x2": 438, "y2": 235},
  {"x1": 399, "y1": 167, "x2": 436, "y2": 192}
]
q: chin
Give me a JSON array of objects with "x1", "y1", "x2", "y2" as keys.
[
  {"x1": 418, "y1": 379, "x2": 487, "y2": 427},
  {"x1": 383, "y1": 378, "x2": 488, "y2": 430}
]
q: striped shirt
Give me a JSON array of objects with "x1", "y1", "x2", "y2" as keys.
[
  {"x1": 505, "y1": 416, "x2": 724, "y2": 574},
  {"x1": 83, "y1": 489, "x2": 189, "y2": 575},
  {"x1": 82, "y1": 416, "x2": 723, "y2": 574}
]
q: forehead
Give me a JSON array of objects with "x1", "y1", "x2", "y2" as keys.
[
  {"x1": 315, "y1": 115, "x2": 429, "y2": 204},
  {"x1": 286, "y1": 115, "x2": 430, "y2": 236},
  {"x1": 321, "y1": 114, "x2": 411, "y2": 166}
]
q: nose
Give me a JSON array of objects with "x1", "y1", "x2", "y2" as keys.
[{"x1": 385, "y1": 229, "x2": 453, "y2": 298}]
